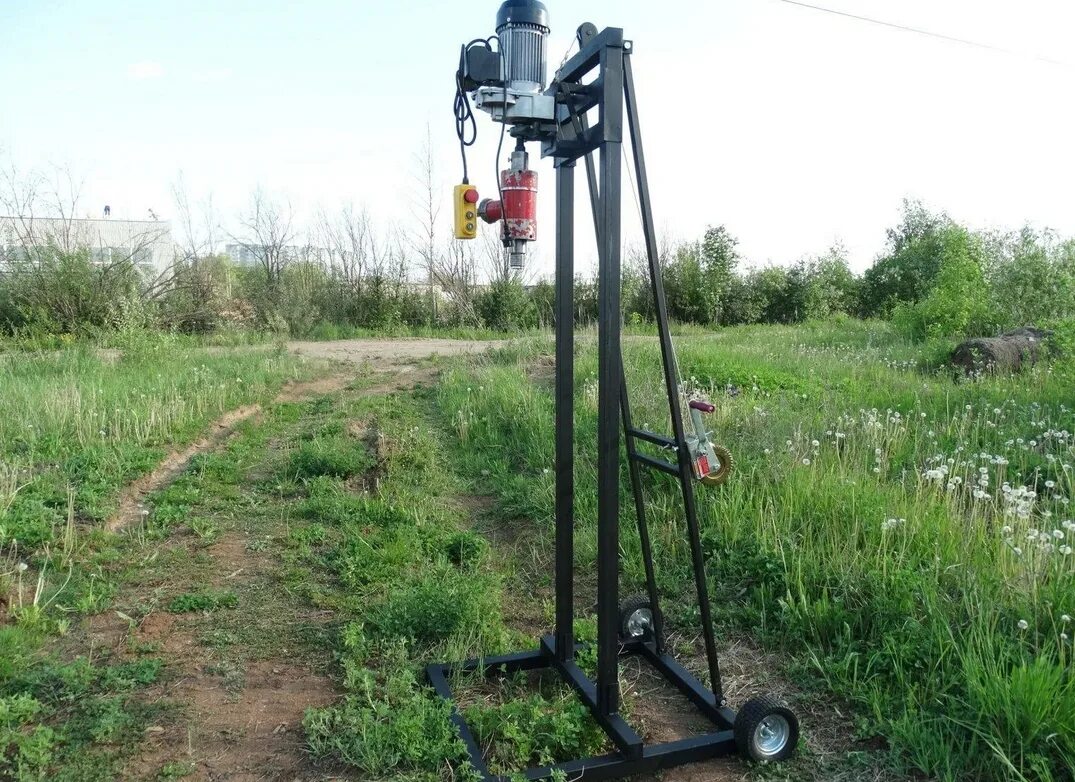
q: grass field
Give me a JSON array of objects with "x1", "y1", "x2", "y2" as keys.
[
  {"x1": 435, "y1": 320, "x2": 1074, "y2": 781},
  {"x1": 0, "y1": 322, "x2": 1072, "y2": 781}
]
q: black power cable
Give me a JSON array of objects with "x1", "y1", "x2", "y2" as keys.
[{"x1": 454, "y1": 37, "x2": 501, "y2": 185}]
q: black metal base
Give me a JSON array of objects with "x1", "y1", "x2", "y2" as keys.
[{"x1": 426, "y1": 637, "x2": 740, "y2": 781}]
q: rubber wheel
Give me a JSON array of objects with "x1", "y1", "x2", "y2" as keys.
[
  {"x1": 617, "y1": 594, "x2": 662, "y2": 645},
  {"x1": 733, "y1": 695, "x2": 799, "y2": 762}
]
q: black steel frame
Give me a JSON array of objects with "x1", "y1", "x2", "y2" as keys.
[{"x1": 428, "y1": 25, "x2": 736, "y2": 781}]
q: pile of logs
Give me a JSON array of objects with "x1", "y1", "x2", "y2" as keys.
[{"x1": 950, "y1": 327, "x2": 1052, "y2": 374}]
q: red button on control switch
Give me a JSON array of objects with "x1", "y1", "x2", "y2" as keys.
[{"x1": 463, "y1": 188, "x2": 479, "y2": 204}]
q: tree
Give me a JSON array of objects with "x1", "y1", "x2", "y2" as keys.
[
  {"x1": 700, "y1": 225, "x2": 738, "y2": 325},
  {"x1": 408, "y1": 125, "x2": 441, "y2": 326},
  {"x1": 893, "y1": 225, "x2": 995, "y2": 341},
  {"x1": 799, "y1": 243, "x2": 858, "y2": 320},
  {"x1": 860, "y1": 200, "x2": 951, "y2": 317},
  {"x1": 235, "y1": 188, "x2": 295, "y2": 290}
]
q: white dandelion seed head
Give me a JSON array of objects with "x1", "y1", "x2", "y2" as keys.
[{"x1": 1017, "y1": 619, "x2": 1029, "y2": 631}]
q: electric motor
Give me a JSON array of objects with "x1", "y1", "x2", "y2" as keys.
[{"x1": 496, "y1": 0, "x2": 550, "y2": 94}]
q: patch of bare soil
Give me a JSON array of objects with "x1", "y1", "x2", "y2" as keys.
[
  {"x1": 117, "y1": 531, "x2": 339, "y2": 782},
  {"x1": 287, "y1": 337, "x2": 506, "y2": 367}
]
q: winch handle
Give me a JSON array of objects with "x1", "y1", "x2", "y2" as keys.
[{"x1": 688, "y1": 400, "x2": 715, "y2": 414}]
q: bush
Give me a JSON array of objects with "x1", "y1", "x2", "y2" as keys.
[
  {"x1": 474, "y1": 278, "x2": 537, "y2": 331},
  {"x1": 0, "y1": 246, "x2": 149, "y2": 335}
]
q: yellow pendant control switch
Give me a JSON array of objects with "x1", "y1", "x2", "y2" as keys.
[{"x1": 454, "y1": 184, "x2": 480, "y2": 239}]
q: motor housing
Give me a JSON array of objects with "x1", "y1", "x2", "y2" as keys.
[{"x1": 496, "y1": 0, "x2": 550, "y2": 93}]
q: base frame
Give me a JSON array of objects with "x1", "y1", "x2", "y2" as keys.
[{"x1": 426, "y1": 636, "x2": 740, "y2": 782}]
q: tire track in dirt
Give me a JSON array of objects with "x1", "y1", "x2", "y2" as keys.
[
  {"x1": 107, "y1": 374, "x2": 353, "y2": 533},
  {"x1": 98, "y1": 340, "x2": 502, "y2": 779},
  {"x1": 107, "y1": 336, "x2": 501, "y2": 533}
]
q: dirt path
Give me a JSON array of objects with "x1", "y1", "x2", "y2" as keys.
[
  {"x1": 287, "y1": 337, "x2": 506, "y2": 368},
  {"x1": 106, "y1": 377, "x2": 352, "y2": 532},
  {"x1": 107, "y1": 339, "x2": 506, "y2": 533},
  {"x1": 93, "y1": 341, "x2": 501, "y2": 780}
]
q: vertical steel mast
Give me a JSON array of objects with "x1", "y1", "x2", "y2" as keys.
[{"x1": 431, "y1": 6, "x2": 800, "y2": 779}]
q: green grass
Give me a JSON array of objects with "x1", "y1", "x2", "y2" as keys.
[
  {"x1": 434, "y1": 318, "x2": 1075, "y2": 782},
  {"x1": 0, "y1": 335, "x2": 304, "y2": 549},
  {"x1": 0, "y1": 333, "x2": 309, "y2": 780}
]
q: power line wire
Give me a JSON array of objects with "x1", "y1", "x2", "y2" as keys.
[{"x1": 777, "y1": 0, "x2": 1072, "y2": 69}]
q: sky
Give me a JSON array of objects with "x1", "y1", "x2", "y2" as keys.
[{"x1": 1, "y1": 0, "x2": 1073, "y2": 277}]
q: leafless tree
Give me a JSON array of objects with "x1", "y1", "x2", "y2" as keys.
[
  {"x1": 408, "y1": 125, "x2": 441, "y2": 325},
  {"x1": 0, "y1": 162, "x2": 84, "y2": 252},
  {"x1": 318, "y1": 204, "x2": 379, "y2": 291},
  {"x1": 436, "y1": 233, "x2": 482, "y2": 324},
  {"x1": 171, "y1": 173, "x2": 219, "y2": 265},
  {"x1": 478, "y1": 223, "x2": 510, "y2": 283},
  {"x1": 234, "y1": 188, "x2": 295, "y2": 289}
]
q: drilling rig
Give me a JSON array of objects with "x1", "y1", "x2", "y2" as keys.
[{"x1": 433, "y1": 3, "x2": 800, "y2": 779}]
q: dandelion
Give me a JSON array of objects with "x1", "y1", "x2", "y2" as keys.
[
  {"x1": 1017, "y1": 619, "x2": 1029, "y2": 631},
  {"x1": 811, "y1": 440, "x2": 820, "y2": 448},
  {"x1": 17, "y1": 562, "x2": 28, "y2": 572},
  {"x1": 763, "y1": 448, "x2": 772, "y2": 455},
  {"x1": 1062, "y1": 633, "x2": 1070, "y2": 642},
  {"x1": 1060, "y1": 545, "x2": 1072, "y2": 555},
  {"x1": 1063, "y1": 615, "x2": 1072, "y2": 624},
  {"x1": 1054, "y1": 529, "x2": 1065, "y2": 540},
  {"x1": 802, "y1": 458, "x2": 811, "y2": 466},
  {"x1": 1013, "y1": 547, "x2": 1023, "y2": 556}
]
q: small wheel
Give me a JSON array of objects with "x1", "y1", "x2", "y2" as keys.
[
  {"x1": 734, "y1": 695, "x2": 799, "y2": 762},
  {"x1": 700, "y1": 444, "x2": 734, "y2": 487},
  {"x1": 617, "y1": 594, "x2": 662, "y2": 644}
]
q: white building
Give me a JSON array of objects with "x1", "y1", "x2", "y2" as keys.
[
  {"x1": 223, "y1": 242, "x2": 332, "y2": 268},
  {"x1": 0, "y1": 215, "x2": 175, "y2": 275}
]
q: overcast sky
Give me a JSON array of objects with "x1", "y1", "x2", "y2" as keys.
[{"x1": 2, "y1": 0, "x2": 1073, "y2": 276}]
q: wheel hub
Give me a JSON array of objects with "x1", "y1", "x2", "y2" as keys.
[
  {"x1": 753, "y1": 714, "x2": 790, "y2": 757},
  {"x1": 626, "y1": 607, "x2": 653, "y2": 638}
]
